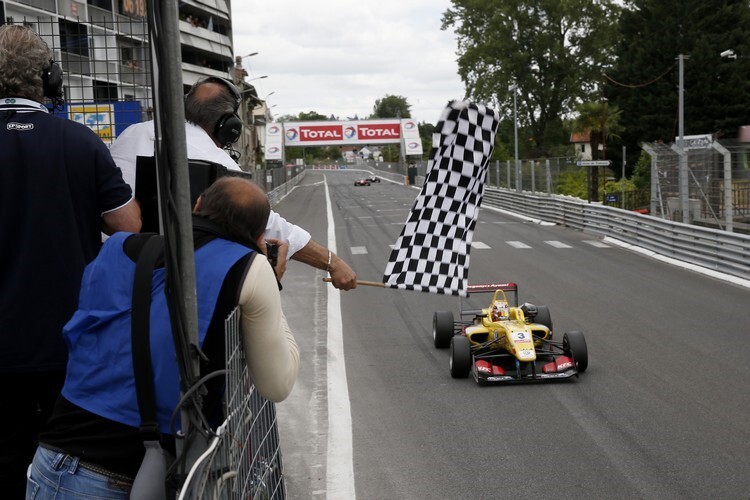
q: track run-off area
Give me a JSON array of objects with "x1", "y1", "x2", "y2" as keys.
[{"x1": 275, "y1": 170, "x2": 750, "y2": 500}]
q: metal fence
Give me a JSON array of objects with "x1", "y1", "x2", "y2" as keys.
[
  {"x1": 4, "y1": 14, "x2": 304, "y2": 190},
  {"x1": 179, "y1": 308, "x2": 286, "y2": 499},
  {"x1": 642, "y1": 139, "x2": 750, "y2": 231},
  {"x1": 481, "y1": 187, "x2": 750, "y2": 282},
  {"x1": 370, "y1": 156, "x2": 589, "y2": 196},
  {"x1": 335, "y1": 164, "x2": 750, "y2": 281},
  {"x1": 5, "y1": 15, "x2": 153, "y2": 143}
]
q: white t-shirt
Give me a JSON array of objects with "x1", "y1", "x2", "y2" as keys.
[{"x1": 109, "y1": 120, "x2": 311, "y2": 258}]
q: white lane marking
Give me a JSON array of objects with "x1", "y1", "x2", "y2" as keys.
[
  {"x1": 545, "y1": 240, "x2": 572, "y2": 248},
  {"x1": 324, "y1": 178, "x2": 356, "y2": 499},
  {"x1": 350, "y1": 246, "x2": 368, "y2": 255},
  {"x1": 471, "y1": 241, "x2": 491, "y2": 249},
  {"x1": 584, "y1": 240, "x2": 611, "y2": 248},
  {"x1": 507, "y1": 241, "x2": 531, "y2": 249}
]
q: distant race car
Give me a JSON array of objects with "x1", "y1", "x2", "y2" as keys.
[
  {"x1": 354, "y1": 179, "x2": 371, "y2": 186},
  {"x1": 432, "y1": 283, "x2": 588, "y2": 384},
  {"x1": 367, "y1": 176, "x2": 381, "y2": 183}
]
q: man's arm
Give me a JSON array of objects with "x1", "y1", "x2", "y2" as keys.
[
  {"x1": 239, "y1": 254, "x2": 299, "y2": 402},
  {"x1": 290, "y1": 238, "x2": 357, "y2": 290},
  {"x1": 265, "y1": 211, "x2": 311, "y2": 259},
  {"x1": 102, "y1": 199, "x2": 142, "y2": 234}
]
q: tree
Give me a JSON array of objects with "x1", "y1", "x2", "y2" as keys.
[
  {"x1": 418, "y1": 122, "x2": 434, "y2": 161},
  {"x1": 372, "y1": 95, "x2": 411, "y2": 118},
  {"x1": 571, "y1": 100, "x2": 623, "y2": 200},
  {"x1": 297, "y1": 111, "x2": 328, "y2": 121},
  {"x1": 442, "y1": 0, "x2": 620, "y2": 156},
  {"x1": 605, "y1": 0, "x2": 750, "y2": 164},
  {"x1": 631, "y1": 150, "x2": 651, "y2": 190}
]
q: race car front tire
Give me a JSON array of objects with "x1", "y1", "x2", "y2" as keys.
[
  {"x1": 563, "y1": 330, "x2": 588, "y2": 373},
  {"x1": 450, "y1": 335, "x2": 472, "y2": 378},
  {"x1": 433, "y1": 311, "x2": 454, "y2": 349}
]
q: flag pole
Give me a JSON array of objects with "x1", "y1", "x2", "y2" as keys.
[{"x1": 322, "y1": 278, "x2": 385, "y2": 288}]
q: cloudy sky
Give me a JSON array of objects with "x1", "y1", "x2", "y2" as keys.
[{"x1": 230, "y1": 1, "x2": 467, "y2": 124}]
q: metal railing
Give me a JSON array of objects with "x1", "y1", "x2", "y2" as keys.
[
  {"x1": 481, "y1": 188, "x2": 750, "y2": 281},
  {"x1": 179, "y1": 308, "x2": 286, "y2": 499}
]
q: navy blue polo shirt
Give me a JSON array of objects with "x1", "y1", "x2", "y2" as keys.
[{"x1": 0, "y1": 97, "x2": 134, "y2": 373}]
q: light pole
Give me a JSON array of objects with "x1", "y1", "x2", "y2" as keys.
[
  {"x1": 677, "y1": 54, "x2": 689, "y2": 223},
  {"x1": 512, "y1": 83, "x2": 520, "y2": 192}
]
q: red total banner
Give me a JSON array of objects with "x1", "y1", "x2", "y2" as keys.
[{"x1": 283, "y1": 119, "x2": 402, "y2": 146}]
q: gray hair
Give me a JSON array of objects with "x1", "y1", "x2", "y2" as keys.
[
  {"x1": 184, "y1": 78, "x2": 237, "y2": 133},
  {"x1": 0, "y1": 25, "x2": 52, "y2": 100}
]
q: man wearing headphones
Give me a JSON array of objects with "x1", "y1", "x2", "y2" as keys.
[
  {"x1": 0, "y1": 24, "x2": 142, "y2": 497},
  {"x1": 110, "y1": 77, "x2": 357, "y2": 290}
]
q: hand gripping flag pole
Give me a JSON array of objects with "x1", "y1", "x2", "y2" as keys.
[{"x1": 382, "y1": 100, "x2": 500, "y2": 296}]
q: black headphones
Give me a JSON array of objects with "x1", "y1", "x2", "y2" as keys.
[
  {"x1": 187, "y1": 76, "x2": 243, "y2": 147},
  {"x1": 41, "y1": 60, "x2": 64, "y2": 106}
]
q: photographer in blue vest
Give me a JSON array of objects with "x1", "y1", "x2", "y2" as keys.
[{"x1": 25, "y1": 176, "x2": 299, "y2": 498}]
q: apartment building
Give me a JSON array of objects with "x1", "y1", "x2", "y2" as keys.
[{"x1": 1, "y1": 0, "x2": 236, "y2": 142}]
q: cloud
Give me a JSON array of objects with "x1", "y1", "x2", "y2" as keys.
[{"x1": 231, "y1": 1, "x2": 466, "y2": 123}]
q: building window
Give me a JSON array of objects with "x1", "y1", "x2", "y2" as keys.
[
  {"x1": 59, "y1": 20, "x2": 89, "y2": 57},
  {"x1": 88, "y1": 0, "x2": 112, "y2": 9},
  {"x1": 93, "y1": 80, "x2": 118, "y2": 101}
]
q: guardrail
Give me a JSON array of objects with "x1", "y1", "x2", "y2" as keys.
[
  {"x1": 482, "y1": 188, "x2": 750, "y2": 281},
  {"x1": 267, "y1": 169, "x2": 308, "y2": 206},
  {"x1": 271, "y1": 169, "x2": 750, "y2": 282}
]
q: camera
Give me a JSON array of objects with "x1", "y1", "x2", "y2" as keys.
[{"x1": 266, "y1": 242, "x2": 279, "y2": 269}]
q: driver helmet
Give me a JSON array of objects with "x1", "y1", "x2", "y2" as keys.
[{"x1": 491, "y1": 300, "x2": 509, "y2": 321}]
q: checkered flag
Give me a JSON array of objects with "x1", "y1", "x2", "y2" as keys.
[{"x1": 383, "y1": 100, "x2": 500, "y2": 296}]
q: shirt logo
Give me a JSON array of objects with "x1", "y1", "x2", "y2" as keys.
[{"x1": 7, "y1": 122, "x2": 34, "y2": 131}]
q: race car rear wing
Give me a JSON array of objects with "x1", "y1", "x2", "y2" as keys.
[
  {"x1": 460, "y1": 282, "x2": 519, "y2": 317},
  {"x1": 466, "y1": 283, "x2": 518, "y2": 294}
]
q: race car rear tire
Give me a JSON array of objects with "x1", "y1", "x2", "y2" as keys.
[
  {"x1": 450, "y1": 335, "x2": 471, "y2": 378},
  {"x1": 535, "y1": 305, "x2": 553, "y2": 332},
  {"x1": 433, "y1": 311, "x2": 454, "y2": 349},
  {"x1": 563, "y1": 330, "x2": 588, "y2": 373}
]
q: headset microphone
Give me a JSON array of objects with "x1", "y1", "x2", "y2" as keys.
[{"x1": 226, "y1": 147, "x2": 241, "y2": 162}]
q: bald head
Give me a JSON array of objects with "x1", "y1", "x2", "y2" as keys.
[
  {"x1": 184, "y1": 78, "x2": 239, "y2": 142},
  {"x1": 195, "y1": 177, "x2": 270, "y2": 245}
]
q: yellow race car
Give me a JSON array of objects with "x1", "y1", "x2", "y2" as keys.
[{"x1": 432, "y1": 283, "x2": 587, "y2": 383}]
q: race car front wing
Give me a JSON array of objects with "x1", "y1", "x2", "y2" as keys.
[{"x1": 472, "y1": 352, "x2": 579, "y2": 384}]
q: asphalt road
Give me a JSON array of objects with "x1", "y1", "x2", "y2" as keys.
[{"x1": 276, "y1": 169, "x2": 750, "y2": 500}]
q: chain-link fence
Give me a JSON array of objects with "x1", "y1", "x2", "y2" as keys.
[
  {"x1": 5, "y1": 14, "x2": 152, "y2": 143},
  {"x1": 643, "y1": 139, "x2": 750, "y2": 231},
  {"x1": 4, "y1": 14, "x2": 303, "y2": 190}
]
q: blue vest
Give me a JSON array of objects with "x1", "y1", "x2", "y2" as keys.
[{"x1": 62, "y1": 232, "x2": 253, "y2": 434}]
